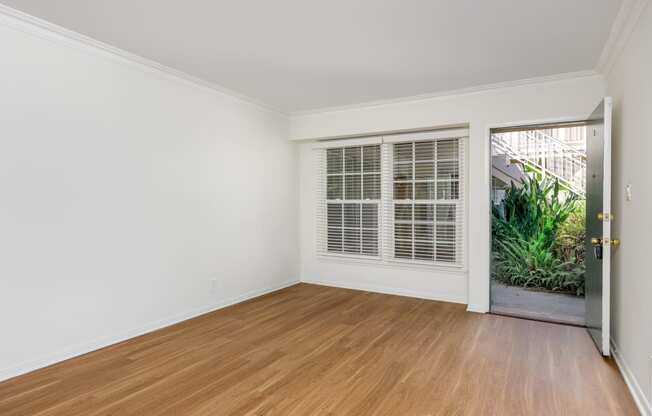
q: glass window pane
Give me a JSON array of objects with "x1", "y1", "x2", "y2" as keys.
[
  {"x1": 395, "y1": 240, "x2": 412, "y2": 259},
  {"x1": 394, "y1": 163, "x2": 413, "y2": 181},
  {"x1": 394, "y1": 143, "x2": 413, "y2": 162},
  {"x1": 327, "y1": 203, "x2": 342, "y2": 227},
  {"x1": 437, "y1": 181, "x2": 460, "y2": 200},
  {"x1": 327, "y1": 175, "x2": 343, "y2": 200},
  {"x1": 436, "y1": 204, "x2": 456, "y2": 222},
  {"x1": 327, "y1": 227, "x2": 342, "y2": 252},
  {"x1": 345, "y1": 174, "x2": 361, "y2": 199},
  {"x1": 437, "y1": 160, "x2": 459, "y2": 180},
  {"x1": 415, "y1": 241, "x2": 434, "y2": 260},
  {"x1": 415, "y1": 223, "x2": 434, "y2": 241},
  {"x1": 362, "y1": 229, "x2": 378, "y2": 256},
  {"x1": 363, "y1": 145, "x2": 380, "y2": 172},
  {"x1": 437, "y1": 139, "x2": 459, "y2": 160},
  {"x1": 343, "y1": 204, "x2": 360, "y2": 228},
  {"x1": 327, "y1": 148, "x2": 343, "y2": 174},
  {"x1": 394, "y1": 223, "x2": 412, "y2": 240},
  {"x1": 415, "y1": 162, "x2": 434, "y2": 180},
  {"x1": 437, "y1": 224, "x2": 456, "y2": 242},
  {"x1": 345, "y1": 147, "x2": 361, "y2": 173},
  {"x1": 436, "y1": 243, "x2": 456, "y2": 262},
  {"x1": 394, "y1": 182, "x2": 413, "y2": 199},
  {"x1": 394, "y1": 204, "x2": 412, "y2": 221},
  {"x1": 415, "y1": 141, "x2": 434, "y2": 161},
  {"x1": 415, "y1": 182, "x2": 435, "y2": 200},
  {"x1": 361, "y1": 204, "x2": 378, "y2": 228},
  {"x1": 363, "y1": 174, "x2": 381, "y2": 199},
  {"x1": 414, "y1": 204, "x2": 434, "y2": 221},
  {"x1": 343, "y1": 228, "x2": 361, "y2": 253}
]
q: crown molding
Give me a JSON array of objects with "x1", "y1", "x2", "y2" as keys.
[
  {"x1": 290, "y1": 70, "x2": 600, "y2": 117},
  {"x1": 0, "y1": 2, "x2": 636, "y2": 118},
  {"x1": 0, "y1": 4, "x2": 287, "y2": 116},
  {"x1": 596, "y1": 0, "x2": 650, "y2": 76}
]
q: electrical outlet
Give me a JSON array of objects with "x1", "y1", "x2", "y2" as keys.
[
  {"x1": 625, "y1": 184, "x2": 632, "y2": 202},
  {"x1": 210, "y1": 278, "x2": 218, "y2": 294}
]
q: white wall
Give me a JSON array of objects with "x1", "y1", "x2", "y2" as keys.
[
  {"x1": 606, "y1": 1, "x2": 652, "y2": 409},
  {"x1": 293, "y1": 75, "x2": 605, "y2": 310},
  {"x1": 0, "y1": 19, "x2": 298, "y2": 380}
]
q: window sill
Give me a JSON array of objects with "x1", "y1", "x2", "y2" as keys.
[{"x1": 315, "y1": 253, "x2": 467, "y2": 274}]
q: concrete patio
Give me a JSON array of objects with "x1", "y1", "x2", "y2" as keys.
[{"x1": 490, "y1": 279, "x2": 585, "y2": 326}]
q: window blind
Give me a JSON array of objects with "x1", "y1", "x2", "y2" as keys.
[
  {"x1": 316, "y1": 144, "x2": 382, "y2": 257},
  {"x1": 316, "y1": 129, "x2": 466, "y2": 268},
  {"x1": 381, "y1": 136, "x2": 465, "y2": 266}
]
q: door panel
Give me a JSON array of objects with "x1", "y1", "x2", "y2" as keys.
[{"x1": 585, "y1": 97, "x2": 612, "y2": 356}]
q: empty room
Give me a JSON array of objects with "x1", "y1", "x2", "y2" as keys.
[{"x1": 1, "y1": 1, "x2": 651, "y2": 415}]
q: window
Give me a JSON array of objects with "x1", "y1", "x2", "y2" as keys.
[
  {"x1": 324, "y1": 145, "x2": 381, "y2": 256},
  {"x1": 316, "y1": 130, "x2": 465, "y2": 268},
  {"x1": 390, "y1": 139, "x2": 461, "y2": 263}
]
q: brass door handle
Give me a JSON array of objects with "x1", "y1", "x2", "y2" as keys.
[{"x1": 590, "y1": 238, "x2": 602, "y2": 245}]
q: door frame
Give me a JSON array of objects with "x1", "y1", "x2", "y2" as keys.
[{"x1": 484, "y1": 115, "x2": 589, "y2": 313}]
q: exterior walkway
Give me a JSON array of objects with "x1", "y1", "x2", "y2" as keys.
[{"x1": 491, "y1": 279, "x2": 585, "y2": 326}]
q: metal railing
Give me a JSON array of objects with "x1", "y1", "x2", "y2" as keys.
[{"x1": 492, "y1": 130, "x2": 586, "y2": 196}]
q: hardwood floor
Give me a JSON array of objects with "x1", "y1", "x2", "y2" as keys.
[{"x1": 0, "y1": 283, "x2": 637, "y2": 415}]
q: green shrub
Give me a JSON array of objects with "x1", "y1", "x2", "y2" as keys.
[
  {"x1": 494, "y1": 235, "x2": 585, "y2": 295},
  {"x1": 555, "y1": 201, "x2": 586, "y2": 264},
  {"x1": 492, "y1": 176, "x2": 585, "y2": 295}
]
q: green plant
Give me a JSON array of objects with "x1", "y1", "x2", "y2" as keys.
[
  {"x1": 494, "y1": 235, "x2": 585, "y2": 295},
  {"x1": 555, "y1": 201, "x2": 586, "y2": 264},
  {"x1": 492, "y1": 176, "x2": 585, "y2": 295}
]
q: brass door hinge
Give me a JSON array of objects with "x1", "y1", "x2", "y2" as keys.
[{"x1": 597, "y1": 212, "x2": 613, "y2": 221}]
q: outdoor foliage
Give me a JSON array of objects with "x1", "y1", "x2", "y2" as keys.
[
  {"x1": 492, "y1": 176, "x2": 585, "y2": 295},
  {"x1": 555, "y1": 200, "x2": 586, "y2": 264}
]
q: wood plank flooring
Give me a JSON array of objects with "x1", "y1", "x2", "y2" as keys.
[{"x1": 0, "y1": 283, "x2": 638, "y2": 415}]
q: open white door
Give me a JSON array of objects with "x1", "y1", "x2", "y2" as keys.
[{"x1": 585, "y1": 97, "x2": 612, "y2": 356}]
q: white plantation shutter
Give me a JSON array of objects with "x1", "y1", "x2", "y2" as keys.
[{"x1": 316, "y1": 129, "x2": 466, "y2": 268}]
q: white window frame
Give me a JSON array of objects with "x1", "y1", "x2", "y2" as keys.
[
  {"x1": 326, "y1": 146, "x2": 381, "y2": 258},
  {"x1": 315, "y1": 137, "x2": 383, "y2": 259},
  {"x1": 315, "y1": 129, "x2": 467, "y2": 270}
]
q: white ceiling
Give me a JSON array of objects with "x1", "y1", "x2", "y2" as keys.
[{"x1": 1, "y1": 0, "x2": 622, "y2": 113}]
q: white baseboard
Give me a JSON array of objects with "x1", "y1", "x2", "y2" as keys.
[
  {"x1": 302, "y1": 278, "x2": 467, "y2": 305},
  {"x1": 611, "y1": 339, "x2": 651, "y2": 416},
  {"x1": 0, "y1": 279, "x2": 299, "y2": 383},
  {"x1": 466, "y1": 303, "x2": 489, "y2": 313}
]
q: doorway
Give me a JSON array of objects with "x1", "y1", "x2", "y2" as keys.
[{"x1": 490, "y1": 123, "x2": 587, "y2": 325}]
